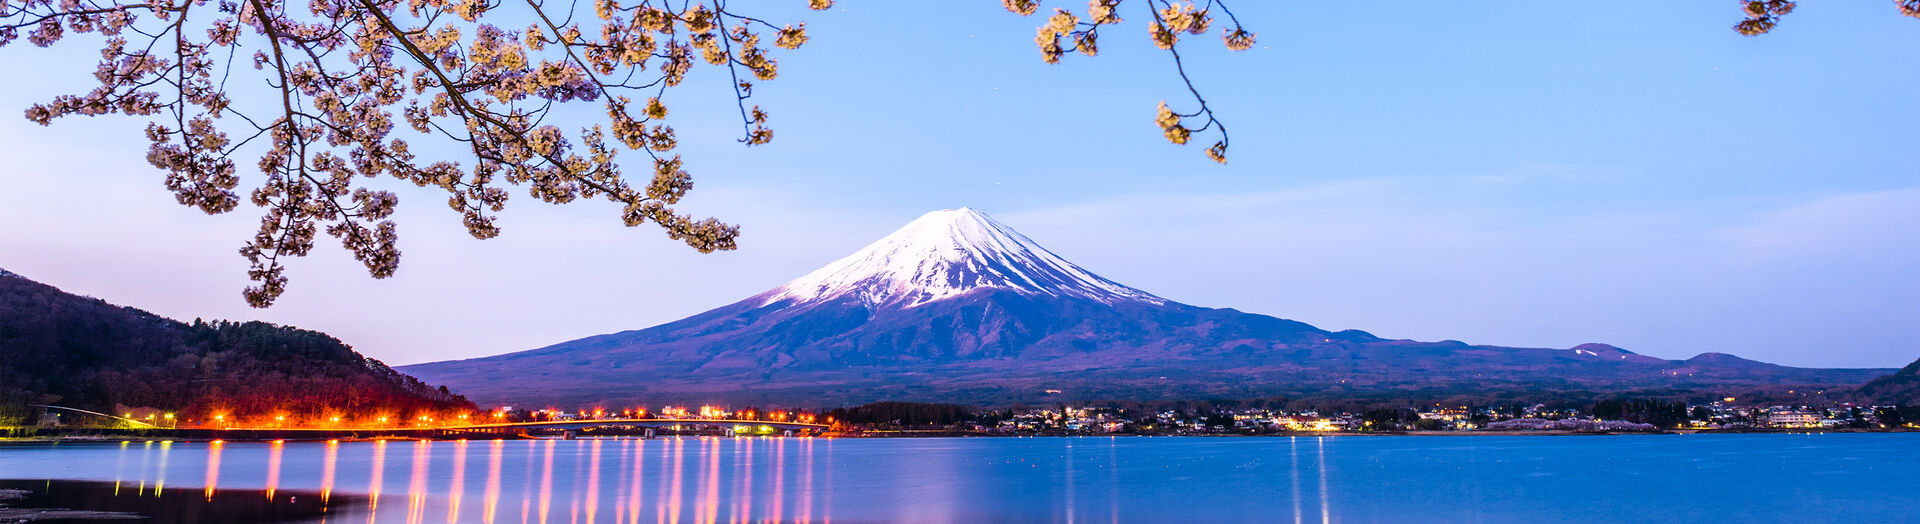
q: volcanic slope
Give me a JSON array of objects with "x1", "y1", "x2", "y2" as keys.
[{"x1": 401, "y1": 208, "x2": 1890, "y2": 407}]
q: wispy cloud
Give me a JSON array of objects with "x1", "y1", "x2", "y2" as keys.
[{"x1": 1003, "y1": 179, "x2": 1920, "y2": 368}]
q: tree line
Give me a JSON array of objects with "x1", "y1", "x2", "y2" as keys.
[{"x1": 0, "y1": 274, "x2": 473, "y2": 426}]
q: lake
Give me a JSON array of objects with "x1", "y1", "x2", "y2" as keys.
[{"x1": 0, "y1": 434, "x2": 1913, "y2": 523}]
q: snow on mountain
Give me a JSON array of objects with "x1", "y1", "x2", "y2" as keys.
[
  {"x1": 400, "y1": 207, "x2": 1897, "y2": 407},
  {"x1": 761, "y1": 207, "x2": 1163, "y2": 308}
]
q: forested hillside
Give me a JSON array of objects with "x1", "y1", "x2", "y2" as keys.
[
  {"x1": 0, "y1": 268, "x2": 472, "y2": 426},
  {"x1": 1855, "y1": 357, "x2": 1920, "y2": 406}
]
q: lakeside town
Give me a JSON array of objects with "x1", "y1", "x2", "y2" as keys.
[
  {"x1": 13, "y1": 398, "x2": 1920, "y2": 440},
  {"x1": 952, "y1": 401, "x2": 1920, "y2": 436},
  {"x1": 463, "y1": 398, "x2": 1920, "y2": 438}
]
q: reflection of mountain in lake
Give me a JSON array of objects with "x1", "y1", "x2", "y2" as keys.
[{"x1": 404, "y1": 208, "x2": 1892, "y2": 407}]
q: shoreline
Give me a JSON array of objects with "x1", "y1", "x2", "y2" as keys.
[
  {"x1": 0, "y1": 488, "x2": 144, "y2": 522},
  {"x1": 3, "y1": 427, "x2": 1912, "y2": 443}
]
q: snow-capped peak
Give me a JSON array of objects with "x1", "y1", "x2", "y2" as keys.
[{"x1": 763, "y1": 207, "x2": 1163, "y2": 308}]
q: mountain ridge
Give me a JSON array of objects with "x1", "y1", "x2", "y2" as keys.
[
  {"x1": 1855, "y1": 357, "x2": 1920, "y2": 405},
  {"x1": 0, "y1": 267, "x2": 474, "y2": 423},
  {"x1": 400, "y1": 209, "x2": 1895, "y2": 407}
]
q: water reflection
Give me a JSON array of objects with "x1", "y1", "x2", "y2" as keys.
[
  {"x1": 537, "y1": 439, "x2": 554, "y2": 524},
  {"x1": 770, "y1": 437, "x2": 783, "y2": 522},
  {"x1": 797, "y1": 439, "x2": 812, "y2": 524},
  {"x1": 587, "y1": 439, "x2": 603, "y2": 523},
  {"x1": 14, "y1": 434, "x2": 1806, "y2": 522},
  {"x1": 622, "y1": 439, "x2": 644, "y2": 524},
  {"x1": 446, "y1": 440, "x2": 466, "y2": 524},
  {"x1": 519, "y1": 440, "x2": 535, "y2": 524},
  {"x1": 1289, "y1": 437, "x2": 1302, "y2": 524},
  {"x1": 1063, "y1": 440, "x2": 1075, "y2": 524},
  {"x1": 405, "y1": 440, "x2": 429, "y2": 524},
  {"x1": 699, "y1": 438, "x2": 720, "y2": 524},
  {"x1": 266, "y1": 440, "x2": 283, "y2": 501},
  {"x1": 134, "y1": 441, "x2": 154, "y2": 497},
  {"x1": 483, "y1": 440, "x2": 501, "y2": 524},
  {"x1": 662, "y1": 438, "x2": 682, "y2": 524},
  {"x1": 204, "y1": 440, "x2": 222, "y2": 501},
  {"x1": 735, "y1": 437, "x2": 752, "y2": 524},
  {"x1": 822, "y1": 439, "x2": 832, "y2": 523},
  {"x1": 114, "y1": 441, "x2": 130, "y2": 496},
  {"x1": 1316, "y1": 437, "x2": 1330, "y2": 524},
  {"x1": 367, "y1": 439, "x2": 386, "y2": 522},
  {"x1": 155, "y1": 440, "x2": 170, "y2": 495},
  {"x1": 0, "y1": 478, "x2": 359, "y2": 524},
  {"x1": 321, "y1": 440, "x2": 337, "y2": 505},
  {"x1": 19, "y1": 438, "x2": 924, "y2": 522}
]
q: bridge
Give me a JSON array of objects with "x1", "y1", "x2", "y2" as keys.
[
  {"x1": 20, "y1": 406, "x2": 831, "y2": 439},
  {"x1": 439, "y1": 418, "x2": 830, "y2": 437},
  {"x1": 183, "y1": 418, "x2": 832, "y2": 439}
]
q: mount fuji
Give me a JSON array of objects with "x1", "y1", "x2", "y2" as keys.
[{"x1": 401, "y1": 208, "x2": 1891, "y2": 407}]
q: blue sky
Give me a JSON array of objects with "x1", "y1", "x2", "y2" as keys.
[{"x1": 2, "y1": 2, "x2": 1916, "y2": 367}]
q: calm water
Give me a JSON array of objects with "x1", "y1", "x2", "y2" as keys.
[{"x1": 0, "y1": 434, "x2": 1914, "y2": 523}]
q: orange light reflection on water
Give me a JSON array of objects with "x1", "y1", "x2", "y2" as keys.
[
  {"x1": 407, "y1": 440, "x2": 431, "y2": 524},
  {"x1": 586, "y1": 439, "x2": 603, "y2": 524},
  {"x1": 448, "y1": 440, "x2": 468, "y2": 524},
  {"x1": 699, "y1": 437, "x2": 721, "y2": 524},
  {"x1": 826, "y1": 437, "x2": 834, "y2": 524},
  {"x1": 613, "y1": 439, "x2": 630, "y2": 524},
  {"x1": 366, "y1": 440, "x2": 387, "y2": 524},
  {"x1": 519, "y1": 440, "x2": 536, "y2": 524},
  {"x1": 663, "y1": 438, "x2": 683, "y2": 524},
  {"x1": 322, "y1": 440, "x2": 339, "y2": 507},
  {"x1": 633, "y1": 435, "x2": 656, "y2": 522},
  {"x1": 799, "y1": 438, "x2": 813, "y2": 524},
  {"x1": 482, "y1": 439, "x2": 502, "y2": 524},
  {"x1": 203, "y1": 440, "x2": 223, "y2": 501},
  {"x1": 265, "y1": 440, "x2": 284, "y2": 501},
  {"x1": 736, "y1": 437, "x2": 753, "y2": 524},
  {"x1": 48, "y1": 433, "x2": 853, "y2": 523},
  {"x1": 771, "y1": 437, "x2": 784, "y2": 523},
  {"x1": 537, "y1": 439, "x2": 555, "y2": 524}
]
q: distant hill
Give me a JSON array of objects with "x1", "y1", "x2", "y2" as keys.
[
  {"x1": 402, "y1": 208, "x2": 1894, "y2": 408},
  {"x1": 1855, "y1": 357, "x2": 1920, "y2": 406},
  {"x1": 0, "y1": 268, "x2": 472, "y2": 425}
]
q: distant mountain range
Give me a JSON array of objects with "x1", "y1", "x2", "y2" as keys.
[
  {"x1": 0, "y1": 268, "x2": 472, "y2": 424},
  {"x1": 400, "y1": 208, "x2": 1898, "y2": 408}
]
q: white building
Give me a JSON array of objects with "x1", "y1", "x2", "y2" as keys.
[{"x1": 1768, "y1": 411, "x2": 1819, "y2": 428}]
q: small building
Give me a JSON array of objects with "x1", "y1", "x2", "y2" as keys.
[{"x1": 1768, "y1": 411, "x2": 1819, "y2": 428}]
